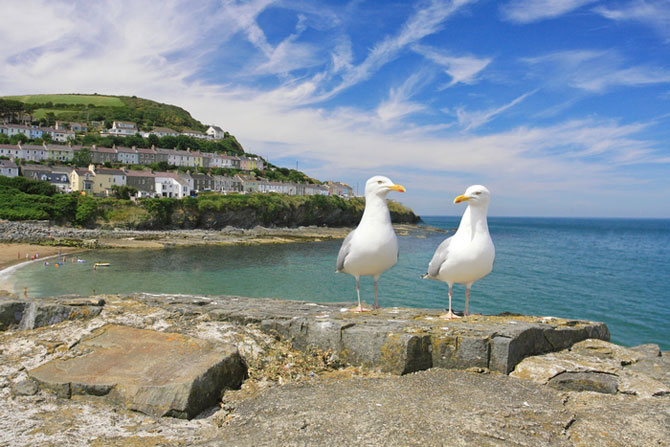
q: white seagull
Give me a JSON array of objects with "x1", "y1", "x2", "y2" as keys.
[
  {"x1": 423, "y1": 185, "x2": 495, "y2": 319},
  {"x1": 336, "y1": 176, "x2": 406, "y2": 312}
]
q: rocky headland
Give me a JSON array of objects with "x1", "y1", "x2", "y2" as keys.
[{"x1": 0, "y1": 293, "x2": 667, "y2": 447}]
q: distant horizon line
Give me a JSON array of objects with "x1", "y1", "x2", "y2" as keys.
[{"x1": 418, "y1": 215, "x2": 670, "y2": 220}]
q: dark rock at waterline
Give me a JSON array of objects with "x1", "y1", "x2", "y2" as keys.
[{"x1": 29, "y1": 324, "x2": 247, "y2": 419}]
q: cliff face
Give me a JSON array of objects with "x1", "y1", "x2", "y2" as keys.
[{"x1": 131, "y1": 195, "x2": 421, "y2": 230}]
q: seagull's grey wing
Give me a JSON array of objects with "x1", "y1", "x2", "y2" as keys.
[
  {"x1": 427, "y1": 236, "x2": 452, "y2": 278},
  {"x1": 336, "y1": 230, "x2": 356, "y2": 272}
]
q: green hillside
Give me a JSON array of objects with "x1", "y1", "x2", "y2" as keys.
[{"x1": 0, "y1": 94, "x2": 206, "y2": 131}]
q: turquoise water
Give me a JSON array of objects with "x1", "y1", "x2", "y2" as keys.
[{"x1": 10, "y1": 217, "x2": 670, "y2": 349}]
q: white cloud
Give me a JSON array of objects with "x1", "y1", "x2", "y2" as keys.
[
  {"x1": 523, "y1": 49, "x2": 670, "y2": 92},
  {"x1": 316, "y1": 0, "x2": 476, "y2": 100},
  {"x1": 500, "y1": 0, "x2": 598, "y2": 23},
  {"x1": 594, "y1": 0, "x2": 670, "y2": 42},
  {"x1": 453, "y1": 90, "x2": 536, "y2": 131},
  {"x1": 413, "y1": 44, "x2": 492, "y2": 87}
]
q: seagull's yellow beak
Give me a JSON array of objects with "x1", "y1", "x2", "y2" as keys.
[
  {"x1": 453, "y1": 194, "x2": 470, "y2": 204},
  {"x1": 389, "y1": 184, "x2": 406, "y2": 192}
]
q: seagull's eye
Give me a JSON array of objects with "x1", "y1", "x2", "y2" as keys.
[
  {"x1": 475, "y1": 191, "x2": 482, "y2": 195},
  {"x1": 377, "y1": 180, "x2": 383, "y2": 184}
]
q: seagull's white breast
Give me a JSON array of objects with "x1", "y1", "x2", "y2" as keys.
[
  {"x1": 437, "y1": 232, "x2": 495, "y2": 285},
  {"x1": 342, "y1": 224, "x2": 398, "y2": 277}
]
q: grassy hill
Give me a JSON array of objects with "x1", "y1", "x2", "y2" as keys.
[{"x1": 1, "y1": 94, "x2": 207, "y2": 131}]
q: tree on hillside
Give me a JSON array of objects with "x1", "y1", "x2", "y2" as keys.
[
  {"x1": 9, "y1": 134, "x2": 28, "y2": 145},
  {"x1": 72, "y1": 147, "x2": 92, "y2": 167}
]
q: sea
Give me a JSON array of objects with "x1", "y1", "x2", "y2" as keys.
[{"x1": 7, "y1": 217, "x2": 670, "y2": 350}]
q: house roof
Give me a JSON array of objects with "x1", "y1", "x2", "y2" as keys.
[
  {"x1": 0, "y1": 159, "x2": 18, "y2": 168},
  {"x1": 0, "y1": 144, "x2": 19, "y2": 150},
  {"x1": 94, "y1": 168, "x2": 125, "y2": 176},
  {"x1": 91, "y1": 146, "x2": 117, "y2": 154},
  {"x1": 45, "y1": 145, "x2": 74, "y2": 152},
  {"x1": 208, "y1": 126, "x2": 224, "y2": 132},
  {"x1": 115, "y1": 146, "x2": 137, "y2": 154},
  {"x1": 124, "y1": 170, "x2": 156, "y2": 178},
  {"x1": 136, "y1": 147, "x2": 157, "y2": 154},
  {"x1": 150, "y1": 127, "x2": 178, "y2": 134},
  {"x1": 18, "y1": 144, "x2": 46, "y2": 151}
]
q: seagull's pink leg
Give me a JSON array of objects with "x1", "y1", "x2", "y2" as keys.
[
  {"x1": 440, "y1": 283, "x2": 460, "y2": 319},
  {"x1": 373, "y1": 278, "x2": 379, "y2": 309},
  {"x1": 464, "y1": 287, "x2": 470, "y2": 317},
  {"x1": 350, "y1": 276, "x2": 370, "y2": 312}
]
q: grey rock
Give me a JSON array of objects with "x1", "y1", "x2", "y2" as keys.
[
  {"x1": 0, "y1": 297, "x2": 105, "y2": 331},
  {"x1": 11, "y1": 379, "x2": 39, "y2": 396},
  {"x1": 29, "y1": 324, "x2": 247, "y2": 419},
  {"x1": 0, "y1": 301, "x2": 25, "y2": 330},
  {"x1": 566, "y1": 393, "x2": 670, "y2": 447},
  {"x1": 625, "y1": 354, "x2": 670, "y2": 388},
  {"x1": 547, "y1": 371, "x2": 619, "y2": 394},
  {"x1": 204, "y1": 369, "x2": 575, "y2": 447},
  {"x1": 512, "y1": 339, "x2": 670, "y2": 397},
  {"x1": 628, "y1": 343, "x2": 662, "y2": 358}
]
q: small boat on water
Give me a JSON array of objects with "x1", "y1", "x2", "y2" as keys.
[{"x1": 93, "y1": 263, "x2": 111, "y2": 269}]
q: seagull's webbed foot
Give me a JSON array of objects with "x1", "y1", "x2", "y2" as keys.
[
  {"x1": 349, "y1": 305, "x2": 372, "y2": 313},
  {"x1": 439, "y1": 310, "x2": 461, "y2": 320}
]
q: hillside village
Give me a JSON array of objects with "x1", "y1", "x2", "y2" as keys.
[{"x1": 0, "y1": 120, "x2": 354, "y2": 199}]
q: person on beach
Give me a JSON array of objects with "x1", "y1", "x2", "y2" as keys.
[{"x1": 23, "y1": 287, "x2": 27, "y2": 298}]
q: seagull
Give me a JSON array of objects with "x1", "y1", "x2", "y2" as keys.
[
  {"x1": 336, "y1": 176, "x2": 406, "y2": 312},
  {"x1": 423, "y1": 185, "x2": 495, "y2": 319}
]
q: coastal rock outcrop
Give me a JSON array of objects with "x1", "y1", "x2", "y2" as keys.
[
  {"x1": 0, "y1": 294, "x2": 667, "y2": 447},
  {"x1": 136, "y1": 293, "x2": 609, "y2": 375}
]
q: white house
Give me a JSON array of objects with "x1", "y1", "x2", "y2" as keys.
[
  {"x1": 0, "y1": 159, "x2": 19, "y2": 177},
  {"x1": 18, "y1": 143, "x2": 49, "y2": 162},
  {"x1": 115, "y1": 146, "x2": 139, "y2": 165},
  {"x1": 181, "y1": 129, "x2": 207, "y2": 139},
  {"x1": 142, "y1": 127, "x2": 179, "y2": 138},
  {"x1": 0, "y1": 144, "x2": 20, "y2": 158},
  {"x1": 206, "y1": 125, "x2": 225, "y2": 140},
  {"x1": 107, "y1": 121, "x2": 138, "y2": 136},
  {"x1": 154, "y1": 172, "x2": 191, "y2": 198}
]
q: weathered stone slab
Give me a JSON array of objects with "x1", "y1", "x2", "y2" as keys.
[
  {"x1": 29, "y1": 324, "x2": 246, "y2": 419},
  {"x1": 135, "y1": 293, "x2": 610, "y2": 375}
]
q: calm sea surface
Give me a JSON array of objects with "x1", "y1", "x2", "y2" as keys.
[{"x1": 10, "y1": 217, "x2": 670, "y2": 349}]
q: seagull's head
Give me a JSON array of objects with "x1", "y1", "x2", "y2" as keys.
[
  {"x1": 454, "y1": 185, "x2": 491, "y2": 207},
  {"x1": 365, "y1": 175, "x2": 406, "y2": 197}
]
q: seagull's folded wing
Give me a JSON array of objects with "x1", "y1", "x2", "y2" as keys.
[
  {"x1": 336, "y1": 230, "x2": 356, "y2": 272},
  {"x1": 427, "y1": 236, "x2": 452, "y2": 278}
]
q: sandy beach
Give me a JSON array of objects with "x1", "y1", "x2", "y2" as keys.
[{"x1": 0, "y1": 244, "x2": 82, "y2": 295}]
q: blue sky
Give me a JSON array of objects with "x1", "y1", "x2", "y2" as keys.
[{"x1": 1, "y1": 0, "x2": 670, "y2": 217}]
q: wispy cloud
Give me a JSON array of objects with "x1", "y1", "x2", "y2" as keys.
[
  {"x1": 313, "y1": 0, "x2": 476, "y2": 100},
  {"x1": 412, "y1": 44, "x2": 492, "y2": 88},
  {"x1": 452, "y1": 90, "x2": 536, "y2": 131},
  {"x1": 594, "y1": 0, "x2": 670, "y2": 42},
  {"x1": 500, "y1": 0, "x2": 598, "y2": 23},
  {"x1": 523, "y1": 49, "x2": 670, "y2": 92}
]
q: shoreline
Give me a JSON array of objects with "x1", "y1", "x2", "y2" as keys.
[{"x1": 0, "y1": 222, "x2": 432, "y2": 297}]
